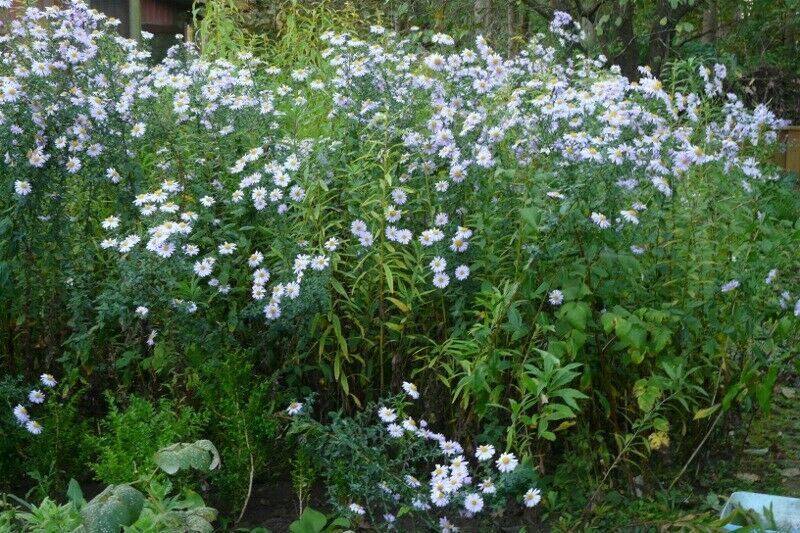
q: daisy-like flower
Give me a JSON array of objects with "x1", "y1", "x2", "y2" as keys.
[
  {"x1": 405, "y1": 475, "x2": 421, "y2": 488},
  {"x1": 523, "y1": 487, "x2": 542, "y2": 507},
  {"x1": 548, "y1": 290, "x2": 564, "y2": 306},
  {"x1": 101, "y1": 216, "x2": 120, "y2": 230},
  {"x1": 496, "y1": 452, "x2": 518, "y2": 473},
  {"x1": 431, "y1": 464, "x2": 448, "y2": 480},
  {"x1": 26, "y1": 420, "x2": 43, "y2": 435},
  {"x1": 630, "y1": 245, "x2": 646, "y2": 255},
  {"x1": 311, "y1": 255, "x2": 329, "y2": 271},
  {"x1": 324, "y1": 237, "x2": 340, "y2": 251},
  {"x1": 218, "y1": 242, "x2": 237, "y2": 255},
  {"x1": 14, "y1": 180, "x2": 32, "y2": 196},
  {"x1": 429, "y1": 256, "x2": 447, "y2": 273},
  {"x1": 65, "y1": 157, "x2": 82, "y2": 174},
  {"x1": 387, "y1": 423, "x2": 404, "y2": 437},
  {"x1": 479, "y1": 478, "x2": 496, "y2": 494},
  {"x1": 475, "y1": 444, "x2": 495, "y2": 461},
  {"x1": 248, "y1": 251, "x2": 264, "y2": 267},
  {"x1": 28, "y1": 390, "x2": 45, "y2": 404},
  {"x1": 402, "y1": 381, "x2": 420, "y2": 399},
  {"x1": 13, "y1": 405, "x2": 29, "y2": 423},
  {"x1": 464, "y1": 493, "x2": 484, "y2": 513},
  {"x1": 454, "y1": 265, "x2": 470, "y2": 281},
  {"x1": 40, "y1": 374, "x2": 57, "y2": 388},
  {"x1": 135, "y1": 306, "x2": 149, "y2": 318},
  {"x1": 286, "y1": 401, "x2": 303, "y2": 415},
  {"x1": 378, "y1": 406, "x2": 397, "y2": 423},
  {"x1": 439, "y1": 516, "x2": 457, "y2": 533},
  {"x1": 433, "y1": 272, "x2": 450, "y2": 288},
  {"x1": 402, "y1": 417, "x2": 418, "y2": 432},
  {"x1": 131, "y1": 122, "x2": 146, "y2": 138},
  {"x1": 620, "y1": 209, "x2": 639, "y2": 225},
  {"x1": 764, "y1": 269, "x2": 778, "y2": 285},
  {"x1": 431, "y1": 489, "x2": 448, "y2": 507},
  {"x1": 590, "y1": 212, "x2": 611, "y2": 229},
  {"x1": 264, "y1": 303, "x2": 281, "y2": 320},
  {"x1": 721, "y1": 279, "x2": 740, "y2": 293},
  {"x1": 440, "y1": 440, "x2": 463, "y2": 456},
  {"x1": 348, "y1": 503, "x2": 366, "y2": 515}
]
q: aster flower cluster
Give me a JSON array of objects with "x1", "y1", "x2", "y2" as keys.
[
  {"x1": 2, "y1": 0, "x2": 798, "y2": 459},
  {"x1": 316, "y1": 13, "x2": 797, "y2": 312},
  {"x1": 12, "y1": 374, "x2": 57, "y2": 435},
  {"x1": 288, "y1": 383, "x2": 541, "y2": 530},
  {"x1": 3, "y1": 1, "x2": 797, "y2": 335}
]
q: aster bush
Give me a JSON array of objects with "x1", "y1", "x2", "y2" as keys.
[{"x1": 1, "y1": 0, "x2": 799, "y2": 528}]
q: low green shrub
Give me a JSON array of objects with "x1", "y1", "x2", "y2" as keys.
[{"x1": 85, "y1": 394, "x2": 206, "y2": 485}]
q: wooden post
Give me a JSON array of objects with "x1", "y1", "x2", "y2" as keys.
[
  {"x1": 773, "y1": 126, "x2": 800, "y2": 177},
  {"x1": 784, "y1": 127, "x2": 800, "y2": 175},
  {"x1": 129, "y1": 0, "x2": 142, "y2": 42}
]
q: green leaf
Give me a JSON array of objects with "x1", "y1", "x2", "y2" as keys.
[
  {"x1": 382, "y1": 263, "x2": 394, "y2": 293},
  {"x1": 386, "y1": 297, "x2": 410, "y2": 313},
  {"x1": 67, "y1": 478, "x2": 84, "y2": 508},
  {"x1": 560, "y1": 302, "x2": 590, "y2": 331},
  {"x1": 614, "y1": 318, "x2": 631, "y2": 338},
  {"x1": 693, "y1": 404, "x2": 721, "y2": 420},
  {"x1": 601, "y1": 312, "x2": 616, "y2": 334},
  {"x1": 155, "y1": 440, "x2": 221, "y2": 475},
  {"x1": 81, "y1": 484, "x2": 144, "y2": 533},
  {"x1": 290, "y1": 507, "x2": 328, "y2": 533},
  {"x1": 634, "y1": 379, "x2": 661, "y2": 412}
]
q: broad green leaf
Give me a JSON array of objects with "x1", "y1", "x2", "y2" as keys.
[
  {"x1": 155, "y1": 440, "x2": 221, "y2": 475},
  {"x1": 81, "y1": 484, "x2": 144, "y2": 533},
  {"x1": 290, "y1": 507, "x2": 327, "y2": 533}
]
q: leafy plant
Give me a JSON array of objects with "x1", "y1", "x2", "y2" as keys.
[
  {"x1": 85, "y1": 394, "x2": 206, "y2": 484},
  {"x1": 289, "y1": 507, "x2": 350, "y2": 533},
  {"x1": 0, "y1": 440, "x2": 220, "y2": 533}
]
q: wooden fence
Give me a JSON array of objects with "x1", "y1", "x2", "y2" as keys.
[{"x1": 774, "y1": 126, "x2": 800, "y2": 175}]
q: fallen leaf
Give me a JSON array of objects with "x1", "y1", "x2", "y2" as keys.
[
  {"x1": 743, "y1": 448, "x2": 770, "y2": 456},
  {"x1": 781, "y1": 387, "x2": 796, "y2": 399},
  {"x1": 735, "y1": 473, "x2": 760, "y2": 483}
]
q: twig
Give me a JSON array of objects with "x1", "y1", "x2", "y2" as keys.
[
  {"x1": 235, "y1": 414, "x2": 255, "y2": 526},
  {"x1": 668, "y1": 410, "x2": 723, "y2": 491}
]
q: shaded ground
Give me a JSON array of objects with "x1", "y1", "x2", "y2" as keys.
[
  {"x1": 236, "y1": 479, "x2": 326, "y2": 531},
  {"x1": 709, "y1": 380, "x2": 800, "y2": 500},
  {"x1": 230, "y1": 381, "x2": 800, "y2": 531}
]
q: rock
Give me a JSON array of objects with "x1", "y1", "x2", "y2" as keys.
[
  {"x1": 781, "y1": 387, "x2": 796, "y2": 399},
  {"x1": 781, "y1": 467, "x2": 800, "y2": 478},
  {"x1": 735, "y1": 473, "x2": 761, "y2": 483}
]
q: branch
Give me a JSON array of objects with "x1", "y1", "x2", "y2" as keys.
[{"x1": 524, "y1": 0, "x2": 555, "y2": 20}]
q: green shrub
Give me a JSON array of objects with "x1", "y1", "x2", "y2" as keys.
[{"x1": 85, "y1": 394, "x2": 206, "y2": 484}]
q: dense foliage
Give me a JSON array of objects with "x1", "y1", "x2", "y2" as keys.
[{"x1": 0, "y1": 0, "x2": 798, "y2": 530}]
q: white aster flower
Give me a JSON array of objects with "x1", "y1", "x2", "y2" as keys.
[
  {"x1": 402, "y1": 381, "x2": 420, "y2": 399},
  {"x1": 496, "y1": 452, "x2": 518, "y2": 473},
  {"x1": 28, "y1": 390, "x2": 45, "y2": 404},
  {"x1": 523, "y1": 487, "x2": 542, "y2": 507}
]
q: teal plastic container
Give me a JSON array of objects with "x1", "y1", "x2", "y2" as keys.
[{"x1": 720, "y1": 491, "x2": 800, "y2": 531}]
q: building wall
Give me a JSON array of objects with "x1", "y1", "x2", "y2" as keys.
[{"x1": 91, "y1": 0, "x2": 130, "y2": 37}]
